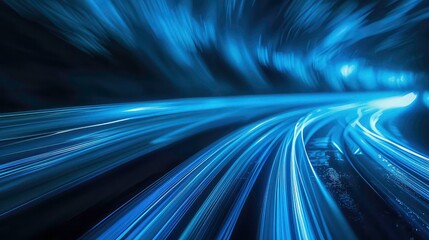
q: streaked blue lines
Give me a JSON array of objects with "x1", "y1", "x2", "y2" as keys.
[{"x1": 1, "y1": 92, "x2": 428, "y2": 238}]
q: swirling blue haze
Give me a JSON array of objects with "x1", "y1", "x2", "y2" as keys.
[{"x1": 5, "y1": 0, "x2": 429, "y2": 92}]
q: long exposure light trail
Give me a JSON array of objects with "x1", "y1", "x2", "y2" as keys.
[
  {"x1": 1, "y1": 92, "x2": 428, "y2": 239},
  {"x1": 1, "y1": 0, "x2": 428, "y2": 239}
]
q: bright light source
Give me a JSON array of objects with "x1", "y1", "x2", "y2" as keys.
[
  {"x1": 340, "y1": 64, "x2": 356, "y2": 77},
  {"x1": 369, "y1": 92, "x2": 417, "y2": 109}
]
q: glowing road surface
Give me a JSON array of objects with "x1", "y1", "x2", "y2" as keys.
[{"x1": 0, "y1": 92, "x2": 428, "y2": 239}]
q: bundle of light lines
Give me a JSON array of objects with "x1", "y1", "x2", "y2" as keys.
[
  {"x1": 1, "y1": 0, "x2": 429, "y2": 239},
  {"x1": 1, "y1": 92, "x2": 428, "y2": 239}
]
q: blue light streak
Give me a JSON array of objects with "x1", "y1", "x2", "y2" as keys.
[
  {"x1": 424, "y1": 91, "x2": 429, "y2": 108},
  {"x1": 1, "y1": 92, "x2": 428, "y2": 238},
  {"x1": 1, "y1": 1, "x2": 428, "y2": 238}
]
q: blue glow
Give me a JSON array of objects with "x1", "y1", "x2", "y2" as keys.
[
  {"x1": 424, "y1": 91, "x2": 429, "y2": 108},
  {"x1": 1, "y1": 92, "x2": 429, "y2": 238},
  {"x1": 1, "y1": 0, "x2": 429, "y2": 238},
  {"x1": 340, "y1": 64, "x2": 356, "y2": 77},
  {"x1": 369, "y1": 92, "x2": 417, "y2": 109},
  {"x1": 5, "y1": 1, "x2": 427, "y2": 92}
]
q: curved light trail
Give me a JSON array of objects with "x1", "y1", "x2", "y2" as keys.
[{"x1": 0, "y1": 92, "x2": 428, "y2": 239}]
